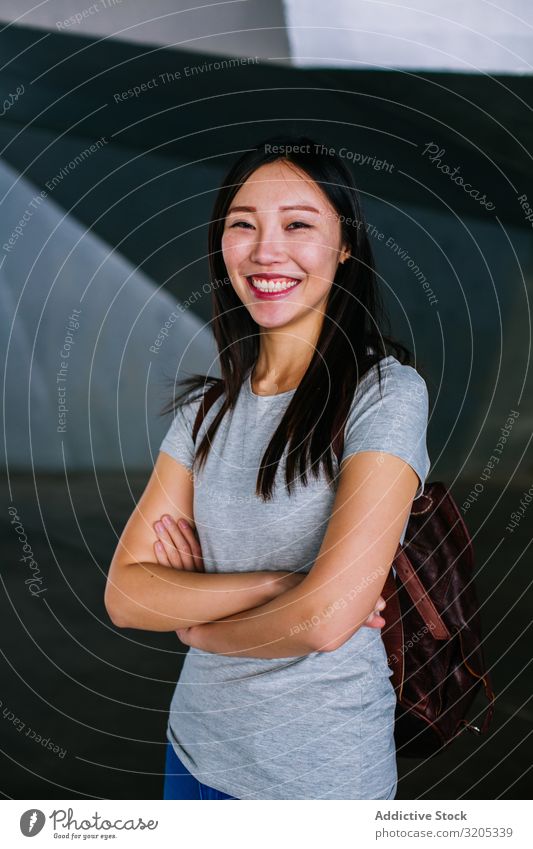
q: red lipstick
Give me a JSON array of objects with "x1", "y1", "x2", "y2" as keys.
[{"x1": 245, "y1": 273, "x2": 303, "y2": 301}]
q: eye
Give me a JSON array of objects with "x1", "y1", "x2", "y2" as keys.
[{"x1": 227, "y1": 220, "x2": 312, "y2": 230}]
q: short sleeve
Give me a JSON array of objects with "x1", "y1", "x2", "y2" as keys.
[
  {"x1": 159, "y1": 394, "x2": 203, "y2": 472},
  {"x1": 341, "y1": 357, "x2": 431, "y2": 500}
]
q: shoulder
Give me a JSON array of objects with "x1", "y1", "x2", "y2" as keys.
[
  {"x1": 362, "y1": 354, "x2": 427, "y2": 389},
  {"x1": 162, "y1": 381, "x2": 224, "y2": 440},
  {"x1": 158, "y1": 380, "x2": 224, "y2": 470},
  {"x1": 342, "y1": 355, "x2": 430, "y2": 457},
  {"x1": 167, "y1": 389, "x2": 203, "y2": 430},
  {"x1": 341, "y1": 356, "x2": 431, "y2": 497},
  {"x1": 351, "y1": 355, "x2": 428, "y2": 411},
  {"x1": 179, "y1": 380, "x2": 225, "y2": 419}
]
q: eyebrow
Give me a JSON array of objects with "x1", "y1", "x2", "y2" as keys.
[{"x1": 226, "y1": 204, "x2": 321, "y2": 215}]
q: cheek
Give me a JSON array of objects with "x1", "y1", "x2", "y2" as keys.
[
  {"x1": 300, "y1": 243, "x2": 339, "y2": 277},
  {"x1": 221, "y1": 232, "x2": 248, "y2": 268}
]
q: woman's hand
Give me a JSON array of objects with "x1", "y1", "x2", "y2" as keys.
[
  {"x1": 152, "y1": 515, "x2": 206, "y2": 642},
  {"x1": 176, "y1": 626, "x2": 195, "y2": 645},
  {"x1": 364, "y1": 595, "x2": 386, "y2": 628},
  {"x1": 152, "y1": 515, "x2": 204, "y2": 572}
]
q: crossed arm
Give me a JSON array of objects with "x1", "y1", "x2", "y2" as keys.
[
  {"x1": 104, "y1": 452, "x2": 305, "y2": 632},
  {"x1": 175, "y1": 451, "x2": 418, "y2": 658},
  {"x1": 105, "y1": 449, "x2": 419, "y2": 658}
]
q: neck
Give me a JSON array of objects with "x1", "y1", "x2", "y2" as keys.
[{"x1": 252, "y1": 311, "x2": 323, "y2": 393}]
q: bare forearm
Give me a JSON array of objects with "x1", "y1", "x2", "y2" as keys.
[
  {"x1": 183, "y1": 577, "x2": 327, "y2": 658},
  {"x1": 105, "y1": 562, "x2": 296, "y2": 631}
]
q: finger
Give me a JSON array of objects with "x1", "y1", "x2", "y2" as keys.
[
  {"x1": 365, "y1": 613, "x2": 386, "y2": 629},
  {"x1": 153, "y1": 539, "x2": 171, "y2": 566},
  {"x1": 161, "y1": 516, "x2": 203, "y2": 571},
  {"x1": 160, "y1": 516, "x2": 197, "y2": 570},
  {"x1": 153, "y1": 521, "x2": 185, "y2": 568},
  {"x1": 174, "y1": 518, "x2": 205, "y2": 571},
  {"x1": 364, "y1": 598, "x2": 386, "y2": 621},
  {"x1": 365, "y1": 603, "x2": 383, "y2": 622},
  {"x1": 189, "y1": 523, "x2": 205, "y2": 571},
  {"x1": 363, "y1": 602, "x2": 386, "y2": 626}
]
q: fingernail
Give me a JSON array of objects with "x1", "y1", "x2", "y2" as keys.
[
  {"x1": 155, "y1": 522, "x2": 164, "y2": 533},
  {"x1": 178, "y1": 519, "x2": 188, "y2": 529},
  {"x1": 162, "y1": 515, "x2": 173, "y2": 526}
]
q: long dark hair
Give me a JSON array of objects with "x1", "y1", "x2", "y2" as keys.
[{"x1": 161, "y1": 134, "x2": 412, "y2": 500}]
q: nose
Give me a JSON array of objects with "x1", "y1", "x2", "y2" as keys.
[{"x1": 249, "y1": 223, "x2": 288, "y2": 266}]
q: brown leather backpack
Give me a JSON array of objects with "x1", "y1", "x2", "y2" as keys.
[
  {"x1": 192, "y1": 379, "x2": 496, "y2": 759},
  {"x1": 380, "y1": 482, "x2": 495, "y2": 758}
]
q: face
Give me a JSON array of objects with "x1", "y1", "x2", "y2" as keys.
[{"x1": 221, "y1": 160, "x2": 349, "y2": 330}]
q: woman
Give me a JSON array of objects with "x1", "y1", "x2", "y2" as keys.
[{"x1": 104, "y1": 135, "x2": 431, "y2": 800}]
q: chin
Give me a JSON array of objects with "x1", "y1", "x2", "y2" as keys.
[{"x1": 251, "y1": 303, "x2": 304, "y2": 324}]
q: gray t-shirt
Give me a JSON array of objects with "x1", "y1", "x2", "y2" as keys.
[{"x1": 159, "y1": 355, "x2": 430, "y2": 799}]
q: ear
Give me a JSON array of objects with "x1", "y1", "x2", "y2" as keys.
[{"x1": 339, "y1": 242, "x2": 351, "y2": 264}]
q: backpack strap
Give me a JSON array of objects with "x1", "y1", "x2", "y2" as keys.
[{"x1": 393, "y1": 548, "x2": 450, "y2": 640}]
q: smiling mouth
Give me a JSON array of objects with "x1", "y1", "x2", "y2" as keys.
[{"x1": 246, "y1": 275, "x2": 303, "y2": 296}]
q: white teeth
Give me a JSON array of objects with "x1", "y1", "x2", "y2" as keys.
[{"x1": 249, "y1": 277, "x2": 301, "y2": 292}]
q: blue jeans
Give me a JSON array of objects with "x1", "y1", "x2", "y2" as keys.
[{"x1": 163, "y1": 742, "x2": 237, "y2": 800}]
